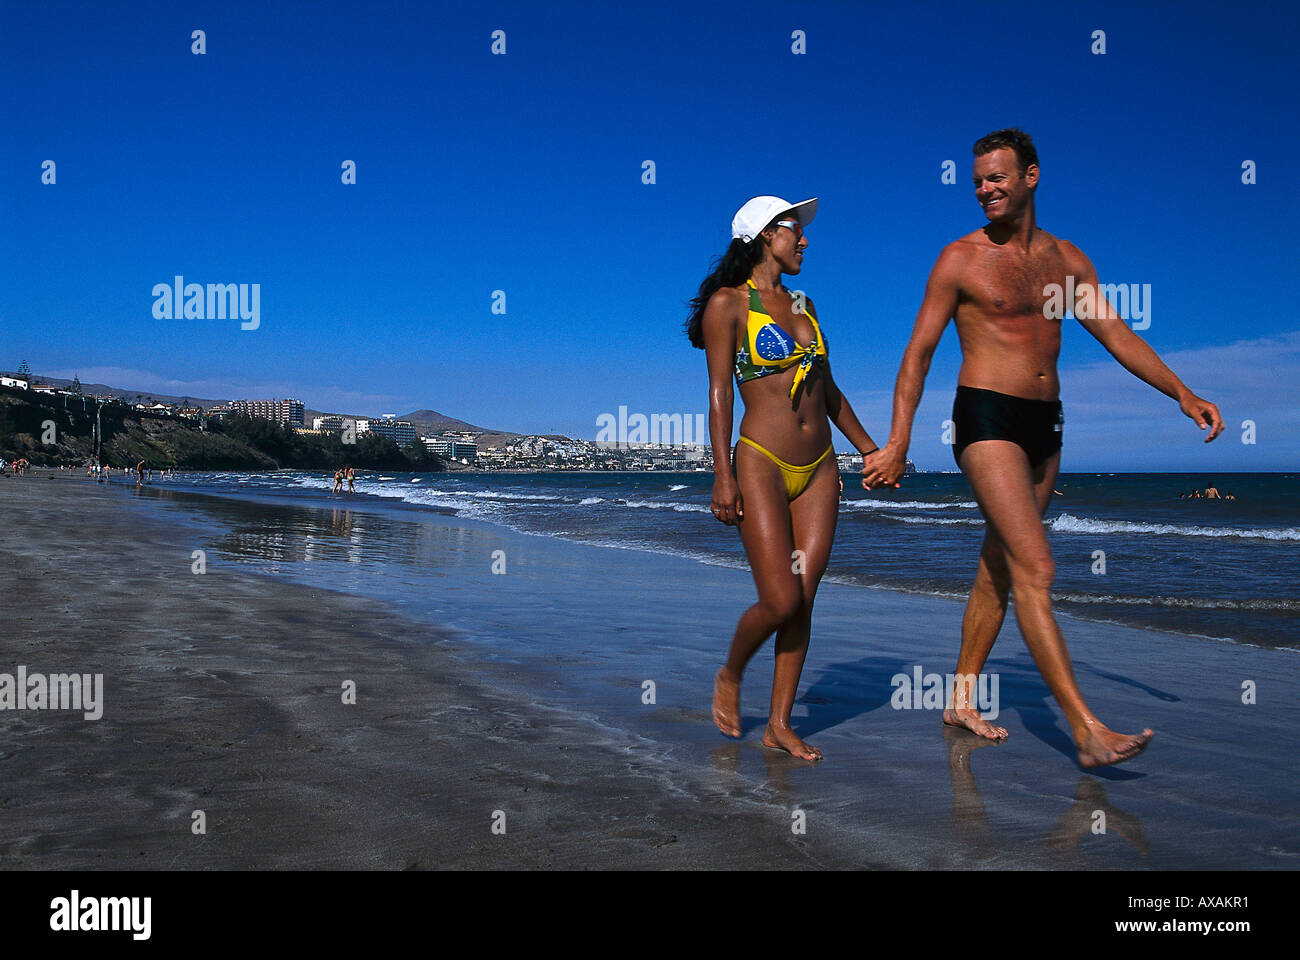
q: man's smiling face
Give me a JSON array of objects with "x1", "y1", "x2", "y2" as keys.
[{"x1": 973, "y1": 147, "x2": 1037, "y2": 222}]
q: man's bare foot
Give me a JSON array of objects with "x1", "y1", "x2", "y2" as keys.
[
  {"x1": 1076, "y1": 725, "x2": 1153, "y2": 768},
  {"x1": 942, "y1": 707, "x2": 1008, "y2": 741},
  {"x1": 942, "y1": 721, "x2": 1002, "y2": 759},
  {"x1": 762, "y1": 722, "x2": 822, "y2": 761},
  {"x1": 712, "y1": 668, "x2": 741, "y2": 738}
]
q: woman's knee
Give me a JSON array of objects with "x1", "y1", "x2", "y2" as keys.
[{"x1": 759, "y1": 582, "x2": 805, "y2": 624}]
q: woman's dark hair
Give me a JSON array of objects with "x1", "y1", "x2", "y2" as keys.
[{"x1": 685, "y1": 237, "x2": 767, "y2": 349}]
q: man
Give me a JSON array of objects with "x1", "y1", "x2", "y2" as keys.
[{"x1": 863, "y1": 129, "x2": 1223, "y2": 768}]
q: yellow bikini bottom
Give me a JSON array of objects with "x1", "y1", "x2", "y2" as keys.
[{"x1": 738, "y1": 436, "x2": 834, "y2": 501}]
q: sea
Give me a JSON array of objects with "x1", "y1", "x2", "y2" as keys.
[{"x1": 132, "y1": 469, "x2": 1298, "y2": 652}]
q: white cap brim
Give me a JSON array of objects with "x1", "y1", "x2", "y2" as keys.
[{"x1": 732, "y1": 195, "x2": 819, "y2": 242}]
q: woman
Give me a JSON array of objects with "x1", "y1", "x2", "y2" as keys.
[{"x1": 687, "y1": 195, "x2": 881, "y2": 761}]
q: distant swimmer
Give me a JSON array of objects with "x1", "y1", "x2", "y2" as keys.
[
  {"x1": 1204, "y1": 479, "x2": 1221, "y2": 499},
  {"x1": 689, "y1": 194, "x2": 882, "y2": 761},
  {"x1": 863, "y1": 129, "x2": 1223, "y2": 768},
  {"x1": 1225, "y1": 492, "x2": 1236, "y2": 500}
]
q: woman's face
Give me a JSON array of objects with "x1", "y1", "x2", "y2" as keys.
[{"x1": 762, "y1": 215, "x2": 807, "y2": 275}]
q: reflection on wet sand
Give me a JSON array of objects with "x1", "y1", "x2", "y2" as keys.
[
  {"x1": 1046, "y1": 778, "x2": 1150, "y2": 857},
  {"x1": 707, "y1": 742, "x2": 801, "y2": 802},
  {"x1": 945, "y1": 723, "x2": 1148, "y2": 859},
  {"x1": 144, "y1": 484, "x2": 476, "y2": 570},
  {"x1": 944, "y1": 724, "x2": 999, "y2": 839}
]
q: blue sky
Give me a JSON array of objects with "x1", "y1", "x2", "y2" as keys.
[{"x1": 2, "y1": 0, "x2": 1296, "y2": 470}]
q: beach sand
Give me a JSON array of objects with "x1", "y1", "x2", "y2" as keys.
[{"x1": 1, "y1": 470, "x2": 1297, "y2": 869}]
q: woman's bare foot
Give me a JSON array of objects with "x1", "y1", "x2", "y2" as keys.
[
  {"x1": 762, "y1": 721, "x2": 822, "y2": 761},
  {"x1": 1076, "y1": 724, "x2": 1153, "y2": 768},
  {"x1": 712, "y1": 668, "x2": 741, "y2": 738},
  {"x1": 942, "y1": 707, "x2": 1008, "y2": 741}
]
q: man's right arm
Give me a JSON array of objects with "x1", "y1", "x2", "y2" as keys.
[{"x1": 863, "y1": 246, "x2": 962, "y2": 488}]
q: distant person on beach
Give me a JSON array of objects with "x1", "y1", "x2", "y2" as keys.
[
  {"x1": 136, "y1": 460, "x2": 144, "y2": 485},
  {"x1": 1204, "y1": 479, "x2": 1221, "y2": 499},
  {"x1": 333, "y1": 468, "x2": 343, "y2": 494},
  {"x1": 688, "y1": 195, "x2": 882, "y2": 761},
  {"x1": 862, "y1": 129, "x2": 1224, "y2": 768},
  {"x1": 346, "y1": 465, "x2": 355, "y2": 494}
]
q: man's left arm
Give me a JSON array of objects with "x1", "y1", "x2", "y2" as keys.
[{"x1": 1067, "y1": 246, "x2": 1225, "y2": 442}]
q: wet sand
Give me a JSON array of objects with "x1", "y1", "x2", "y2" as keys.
[
  {"x1": 1, "y1": 469, "x2": 1297, "y2": 869},
  {"x1": 0, "y1": 472, "x2": 878, "y2": 869}
]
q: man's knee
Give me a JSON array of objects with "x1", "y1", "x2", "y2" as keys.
[
  {"x1": 979, "y1": 546, "x2": 1012, "y2": 589},
  {"x1": 1008, "y1": 552, "x2": 1055, "y2": 592}
]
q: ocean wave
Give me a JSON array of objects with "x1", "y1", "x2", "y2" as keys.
[
  {"x1": 619, "y1": 499, "x2": 711, "y2": 513},
  {"x1": 1050, "y1": 513, "x2": 1300, "y2": 541},
  {"x1": 890, "y1": 515, "x2": 985, "y2": 526},
  {"x1": 579, "y1": 496, "x2": 604, "y2": 505},
  {"x1": 296, "y1": 476, "x2": 560, "y2": 503},
  {"x1": 571, "y1": 537, "x2": 748, "y2": 570},
  {"x1": 1054, "y1": 592, "x2": 1299, "y2": 612},
  {"x1": 668, "y1": 484, "x2": 688, "y2": 491}
]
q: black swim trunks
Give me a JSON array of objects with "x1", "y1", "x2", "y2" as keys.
[{"x1": 952, "y1": 386, "x2": 1063, "y2": 468}]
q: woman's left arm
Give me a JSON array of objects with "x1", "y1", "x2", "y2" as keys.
[{"x1": 823, "y1": 359, "x2": 879, "y2": 456}]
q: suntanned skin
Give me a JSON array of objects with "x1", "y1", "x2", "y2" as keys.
[
  {"x1": 703, "y1": 215, "x2": 880, "y2": 760},
  {"x1": 863, "y1": 146, "x2": 1224, "y2": 768}
]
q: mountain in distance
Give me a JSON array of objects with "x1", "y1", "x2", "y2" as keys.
[
  {"x1": 399, "y1": 409, "x2": 521, "y2": 450},
  {"x1": 8, "y1": 371, "x2": 528, "y2": 448},
  {"x1": 301, "y1": 406, "x2": 522, "y2": 449}
]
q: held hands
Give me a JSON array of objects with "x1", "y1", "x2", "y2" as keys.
[
  {"x1": 1179, "y1": 393, "x2": 1225, "y2": 442},
  {"x1": 711, "y1": 476, "x2": 744, "y2": 525},
  {"x1": 862, "y1": 443, "x2": 906, "y2": 490}
]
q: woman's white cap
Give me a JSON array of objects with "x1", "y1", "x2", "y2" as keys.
[{"x1": 731, "y1": 196, "x2": 818, "y2": 243}]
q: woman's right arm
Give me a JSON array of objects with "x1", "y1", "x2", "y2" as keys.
[{"x1": 702, "y1": 288, "x2": 744, "y2": 524}]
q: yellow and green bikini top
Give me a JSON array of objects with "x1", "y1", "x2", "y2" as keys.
[{"x1": 733, "y1": 279, "x2": 827, "y2": 399}]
